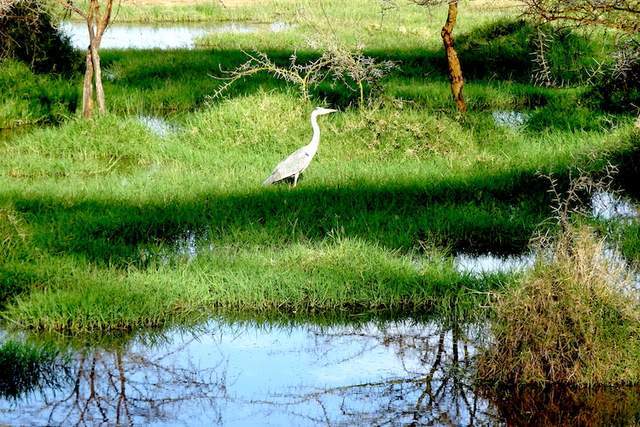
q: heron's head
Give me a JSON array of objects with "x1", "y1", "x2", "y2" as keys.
[{"x1": 313, "y1": 107, "x2": 338, "y2": 116}]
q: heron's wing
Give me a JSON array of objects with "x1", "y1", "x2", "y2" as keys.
[{"x1": 263, "y1": 147, "x2": 312, "y2": 185}]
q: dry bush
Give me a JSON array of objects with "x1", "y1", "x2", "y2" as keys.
[
  {"x1": 588, "y1": 38, "x2": 640, "y2": 113},
  {"x1": 211, "y1": 42, "x2": 396, "y2": 107},
  {"x1": 477, "y1": 225, "x2": 640, "y2": 385},
  {"x1": 0, "y1": 0, "x2": 78, "y2": 74},
  {"x1": 523, "y1": 0, "x2": 640, "y2": 34}
]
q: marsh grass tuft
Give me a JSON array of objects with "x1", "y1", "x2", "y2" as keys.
[
  {"x1": 0, "y1": 204, "x2": 27, "y2": 260},
  {"x1": 478, "y1": 226, "x2": 640, "y2": 385}
]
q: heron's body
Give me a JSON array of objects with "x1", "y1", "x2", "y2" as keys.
[{"x1": 263, "y1": 107, "x2": 336, "y2": 186}]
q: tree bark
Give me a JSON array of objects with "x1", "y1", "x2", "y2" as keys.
[
  {"x1": 92, "y1": 0, "x2": 112, "y2": 114},
  {"x1": 82, "y1": 48, "x2": 95, "y2": 118},
  {"x1": 57, "y1": 0, "x2": 113, "y2": 118},
  {"x1": 441, "y1": 0, "x2": 466, "y2": 113},
  {"x1": 90, "y1": 42, "x2": 106, "y2": 113}
]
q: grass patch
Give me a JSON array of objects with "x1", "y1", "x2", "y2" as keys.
[
  {"x1": 0, "y1": 87, "x2": 637, "y2": 331},
  {"x1": 3, "y1": 238, "x2": 499, "y2": 332},
  {"x1": 478, "y1": 226, "x2": 640, "y2": 385},
  {"x1": 0, "y1": 60, "x2": 78, "y2": 128}
]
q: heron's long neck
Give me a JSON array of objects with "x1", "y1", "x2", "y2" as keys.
[{"x1": 308, "y1": 113, "x2": 321, "y2": 153}]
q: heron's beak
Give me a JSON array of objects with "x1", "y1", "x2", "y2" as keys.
[{"x1": 327, "y1": 109, "x2": 338, "y2": 113}]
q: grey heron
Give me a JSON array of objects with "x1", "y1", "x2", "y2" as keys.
[{"x1": 262, "y1": 107, "x2": 337, "y2": 186}]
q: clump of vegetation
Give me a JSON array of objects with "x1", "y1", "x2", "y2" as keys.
[
  {"x1": 0, "y1": 0, "x2": 78, "y2": 74},
  {"x1": 0, "y1": 60, "x2": 77, "y2": 127},
  {"x1": 212, "y1": 41, "x2": 396, "y2": 107},
  {"x1": 477, "y1": 225, "x2": 640, "y2": 385},
  {"x1": 456, "y1": 19, "x2": 599, "y2": 84},
  {"x1": 587, "y1": 39, "x2": 640, "y2": 113},
  {"x1": 0, "y1": 339, "x2": 69, "y2": 399},
  {"x1": 0, "y1": 204, "x2": 27, "y2": 260}
]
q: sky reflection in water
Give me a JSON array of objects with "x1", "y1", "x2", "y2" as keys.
[
  {"x1": 60, "y1": 22, "x2": 291, "y2": 50},
  {"x1": 2, "y1": 318, "x2": 640, "y2": 426},
  {"x1": 0, "y1": 319, "x2": 488, "y2": 425}
]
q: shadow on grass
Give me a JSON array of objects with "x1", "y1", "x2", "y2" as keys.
[
  {"x1": 99, "y1": 44, "x2": 565, "y2": 113},
  {"x1": 3, "y1": 169, "x2": 558, "y2": 267}
]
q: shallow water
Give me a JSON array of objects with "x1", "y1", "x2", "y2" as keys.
[
  {"x1": 492, "y1": 110, "x2": 528, "y2": 128},
  {"x1": 1, "y1": 318, "x2": 639, "y2": 426},
  {"x1": 453, "y1": 191, "x2": 639, "y2": 275},
  {"x1": 592, "y1": 190, "x2": 639, "y2": 221},
  {"x1": 138, "y1": 115, "x2": 177, "y2": 138},
  {"x1": 60, "y1": 21, "x2": 290, "y2": 50},
  {"x1": 455, "y1": 252, "x2": 535, "y2": 276},
  {"x1": 142, "y1": 189, "x2": 639, "y2": 273}
]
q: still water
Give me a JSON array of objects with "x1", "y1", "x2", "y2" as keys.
[
  {"x1": 60, "y1": 21, "x2": 291, "y2": 50},
  {"x1": 1, "y1": 318, "x2": 639, "y2": 426}
]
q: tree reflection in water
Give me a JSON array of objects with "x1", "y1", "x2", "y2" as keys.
[
  {"x1": 251, "y1": 317, "x2": 495, "y2": 425},
  {"x1": 2, "y1": 330, "x2": 227, "y2": 426},
  {"x1": 2, "y1": 317, "x2": 640, "y2": 426},
  {"x1": 484, "y1": 385, "x2": 640, "y2": 427}
]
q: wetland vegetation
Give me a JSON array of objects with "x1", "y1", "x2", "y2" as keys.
[{"x1": 1, "y1": 0, "x2": 640, "y2": 421}]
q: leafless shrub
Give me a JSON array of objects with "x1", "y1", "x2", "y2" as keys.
[
  {"x1": 531, "y1": 27, "x2": 556, "y2": 87},
  {"x1": 587, "y1": 38, "x2": 640, "y2": 112},
  {"x1": 523, "y1": 0, "x2": 640, "y2": 34},
  {"x1": 609, "y1": 39, "x2": 640, "y2": 82},
  {"x1": 210, "y1": 50, "x2": 332, "y2": 102},
  {"x1": 211, "y1": 41, "x2": 397, "y2": 107},
  {"x1": 541, "y1": 166, "x2": 616, "y2": 233},
  {"x1": 322, "y1": 41, "x2": 397, "y2": 107}
]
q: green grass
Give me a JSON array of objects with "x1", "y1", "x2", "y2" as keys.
[
  {"x1": 1, "y1": 0, "x2": 639, "y2": 332},
  {"x1": 0, "y1": 60, "x2": 78, "y2": 128},
  {"x1": 4, "y1": 238, "x2": 504, "y2": 332},
  {"x1": 0, "y1": 89, "x2": 636, "y2": 331}
]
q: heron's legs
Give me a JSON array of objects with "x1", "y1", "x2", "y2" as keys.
[{"x1": 293, "y1": 173, "x2": 299, "y2": 187}]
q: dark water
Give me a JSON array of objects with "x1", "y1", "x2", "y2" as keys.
[{"x1": 1, "y1": 318, "x2": 639, "y2": 426}]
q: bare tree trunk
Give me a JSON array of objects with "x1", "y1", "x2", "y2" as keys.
[
  {"x1": 91, "y1": 0, "x2": 112, "y2": 114},
  {"x1": 91, "y1": 46, "x2": 106, "y2": 113},
  {"x1": 441, "y1": 0, "x2": 466, "y2": 113},
  {"x1": 57, "y1": 0, "x2": 113, "y2": 118},
  {"x1": 82, "y1": 49, "x2": 95, "y2": 118}
]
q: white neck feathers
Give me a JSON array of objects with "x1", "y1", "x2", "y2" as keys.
[{"x1": 308, "y1": 111, "x2": 321, "y2": 154}]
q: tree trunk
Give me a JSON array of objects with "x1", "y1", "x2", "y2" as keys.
[
  {"x1": 82, "y1": 48, "x2": 94, "y2": 118},
  {"x1": 441, "y1": 0, "x2": 466, "y2": 113},
  {"x1": 71, "y1": 0, "x2": 113, "y2": 118},
  {"x1": 92, "y1": 0, "x2": 111, "y2": 114},
  {"x1": 90, "y1": 44, "x2": 106, "y2": 113}
]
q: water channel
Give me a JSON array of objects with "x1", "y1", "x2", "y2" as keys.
[
  {"x1": 60, "y1": 21, "x2": 291, "y2": 50},
  {"x1": 2, "y1": 317, "x2": 639, "y2": 425}
]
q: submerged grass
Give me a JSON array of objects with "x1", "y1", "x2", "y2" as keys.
[{"x1": 478, "y1": 226, "x2": 640, "y2": 385}]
